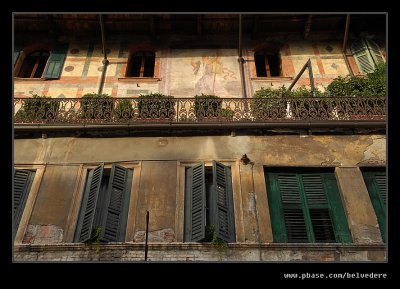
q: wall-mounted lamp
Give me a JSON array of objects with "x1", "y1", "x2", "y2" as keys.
[{"x1": 241, "y1": 154, "x2": 250, "y2": 165}]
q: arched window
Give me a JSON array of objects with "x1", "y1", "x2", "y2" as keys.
[
  {"x1": 350, "y1": 38, "x2": 385, "y2": 74},
  {"x1": 18, "y1": 51, "x2": 50, "y2": 78},
  {"x1": 126, "y1": 51, "x2": 155, "y2": 77},
  {"x1": 254, "y1": 51, "x2": 281, "y2": 77}
]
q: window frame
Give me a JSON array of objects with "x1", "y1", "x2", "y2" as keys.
[
  {"x1": 64, "y1": 162, "x2": 141, "y2": 243},
  {"x1": 13, "y1": 165, "x2": 45, "y2": 244},
  {"x1": 119, "y1": 49, "x2": 161, "y2": 82}
]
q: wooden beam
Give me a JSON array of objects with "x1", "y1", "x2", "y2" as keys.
[
  {"x1": 252, "y1": 15, "x2": 259, "y2": 38},
  {"x1": 150, "y1": 15, "x2": 155, "y2": 36},
  {"x1": 197, "y1": 15, "x2": 202, "y2": 37},
  {"x1": 303, "y1": 15, "x2": 313, "y2": 39}
]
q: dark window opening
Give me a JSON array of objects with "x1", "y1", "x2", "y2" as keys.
[
  {"x1": 18, "y1": 51, "x2": 50, "y2": 78},
  {"x1": 127, "y1": 51, "x2": 155, "y2": 77},
  {"x1": 254, "y1": 51, "x2": 281, "y2": 77}
]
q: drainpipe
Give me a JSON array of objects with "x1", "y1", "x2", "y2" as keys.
[
  {"x1": 98, "y1": 14, "x2": 109, "y2": 95},
  {"x1": 238, "y1": 14, "x2": 247, "y2": 98},
  {"x1": 342, "y1": 14, "x2": 354, "y2": 76}
]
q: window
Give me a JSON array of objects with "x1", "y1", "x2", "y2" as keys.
[
  {"x1": 13, "y1": 169, "x2": 36, "y2": 237},
  {"x1": 362, "y1": 169, "x2": 386, "y2": 242},
  {"x1": 350, "y1": 38, "x2": 385, "y2": 74},
  {"x1": 74, "y1": 164, "x2": 133, "y2": 243},
  {"x1": 184, "y1": 161, "x2": 235, "y2": 243},
  {"x1": 14, "y1": 44, "x2": 68, "y2": 79},
  {"x1": 126, "y1": 51, "x2": 155, "y2": 77},
  {"x1": 266, "y1": 169, "x2": 352, "y2": 243},
  {"x1": 254, "y1": 51, "x2": 281, "y2": 77}
]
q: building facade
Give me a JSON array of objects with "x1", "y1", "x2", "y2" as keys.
[{"x1": 13, "y1": 14, "x2": 386, "y2": 261}]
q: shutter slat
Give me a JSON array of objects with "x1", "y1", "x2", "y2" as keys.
[
  {"x1": 351, "y1": 39, "x2": 376, "y2": 74},
  {"x1": 74, "y1": 165, "x2": 103, "y2": 243},
  {"x1": 100, "y1": 164, "x2": 132, "y2": 242},
  {"x1": 185, "y1": 164, "x2": 206, "y2": 242},
  {"x1": 211, "y1": 161, "x2": 235, "y2": 243},
  {"x1": 42, "y1": 44, "x2": 68, "y2": 79}
]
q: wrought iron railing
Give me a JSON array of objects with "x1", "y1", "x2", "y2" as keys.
[{"x1": 14, "y1": 97, "x2": 386, "y2": 125}]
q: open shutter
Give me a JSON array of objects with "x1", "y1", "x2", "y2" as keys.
[
  {"x1": 184, "y1": 163, "x2": 206, "y2": 242},
  {"x1": 322, "y1": 173, "x2": 352, "y2": 243},
  {"x1": 351, "y1": 39, "x2": 375, "y2": 74},
  {"x1": 100, "y1": 165, "x2": 133, "y2": 242},
  {"x1": 277, "y1": 174, "x2": 308, "y2": 243},
  {"x1": 302, "y1": 174, "x2": 336, "y2": 242},
  {"x1": 42, "y1": 44, "x2": 68, "y2": 79},
  {"x1": 266, "y1": 173, "x2": 286, "y2": 242},
  {"x1": 74, "y1": 165, "x2": 103, "y2": 243},
  {"x1": 13, "y1": 169, "x2": 35, "y2": 233},
  {"x1": 14, "y1": 45, "x2": 21, "y2": 65},
  {"x1": 211, "y1": 161, "x2": 235, "y2": 243},
  {"x1": 366, "y1": 39, "x2": 385, "y2": 66},
  {"x1": 363, "y1": 171, "x2": 386, "y2": 242}
]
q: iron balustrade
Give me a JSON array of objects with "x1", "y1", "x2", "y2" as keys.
[{"x1": 14, "y1": 97, "x2": 386, "y2": 125}]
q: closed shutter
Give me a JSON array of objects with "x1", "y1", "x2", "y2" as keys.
[
  {"x1": 184, "y1": 163, "x2": 206, "y2": 242},
  {"x1": 277, "y1": 173, "x2": 308, "y2": 243},
  {"x1": 100, "y1": 165, "x2": 133, "y2": 242},
  {"x1": 13, "y1": 169, "x2": 35, "y2": 234},
  {"x1": 210, "y1": 161, "x2": 235, "y2": 243},
  {"x1": 363, "y1": 171, "x2": 386, "y2": 242},
  {"x1": 74, "y1": 165, "x2": 104, "y2": 243},
  {"x1": 42, "y1": 44, "x2": 68, "y2": 79},
  {"x1": 351, "y1": 39, "x2": 375, "y2": 74}
]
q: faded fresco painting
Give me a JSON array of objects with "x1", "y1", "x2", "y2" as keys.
[{"x1": 169, "y1": 49, "x2": 241, "y2": 97}]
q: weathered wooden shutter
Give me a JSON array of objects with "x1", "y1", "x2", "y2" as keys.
[
  {"x1": 43, "y1": 44, "x2": 68, "y2": 79},
  {"x1": 351, "y1": 39, "x2": 376, "y2": 74},
  {"x1": 320, "y1": 173, "x2": 352, "y2": 243},
  {"x1": 184, "y1": 163, "x2": 206, "y2": 242},
  {"x1": 210, "y1": 161, "x2": 235, "y2": 243},
  {"x1": 14, "y1": 169, "x2": 35, "y2": 233},
  {"x1": 14, "y1": 45, "x2": 21, "y2": 65},
  {"x1": 100, "y1": 165, "x2": 133, "y2": 242},
  {"x1": 363, "y1": 171, "x2": 386, "y2": 242},
  {"x1": 302, "y1": 174, "x2": 336, "y2": 242},
  {"x1": 366, "y1": 39, "x2": 385, "y2": 66},
  {"x1": 74, "y1": 165, "x2": 104, "y2": 243},
  {"x1": 277, "y1": 174, "x2": 308, "y2": 243}
]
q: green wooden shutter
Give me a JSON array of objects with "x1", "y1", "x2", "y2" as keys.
[
  {"x1": 14, "y1": 45, "x2": 21, "y2": 65},
  {"x1": 74, "y1": 165, "x2": 104, "y2": 243},
  {"x1": 13, "y1": 169, "x2": 35, "y2": 233},
  {"x1": 266, "y1": 173, "x2": 287, "y2": 242},
  {"x1": 42, "y1": 44, "x2": 68, "y2": 79},
  {"x1": 100, "y1": 165, "x2": 133, "y2": 242},
  {"x1": 302, "y1": 174, "x2": 336, "y2": 242},
  {"x1": 351, "y1": 39, "x2": 375, "y2": 74},
  {"x1": 210, "y1": 161, "x2": 235, "y2": 243},
  {"x1": 365, "y1": 39, "x2": 385, "y2": 66},
  {"x1": 363, "y1": 171, "x2": 386, "y2": 242},
  {"x1": 321, "y1": 173, "x2": 352, "y2": 243},
  {"x1": 184, "y1": 163, "x2": 206, "y2": 242}
]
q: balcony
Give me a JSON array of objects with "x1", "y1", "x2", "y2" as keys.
[{"x1": 14, "y1": 97, "x2": 386, "y2": 132}]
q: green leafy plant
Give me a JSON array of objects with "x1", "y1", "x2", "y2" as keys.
[
  {"x1": 81, "y1": 93, "x2": 113, "y2": 119},
  {"x1": 114, "y1": 99, "x2": 134, "y2": 119},
  {"x1": 91, "y1": 227, "x2": 102, "y2": 253},
  {"x1": 206, "y1": 224, "x2": 228, "y2": 251},
  {"x1": 220, "y1": 108, "x2": 235, "y2": 120},
  {"x1": 15, "y1": 94, "x2": 59, "y2": 121},
  {"x1": 288, "y1": 86, "x2": 330, "y2": 119},
  {"x1": 250, "y1": 86, "x2": 288, "y2": 120},
  {"x1": 137, "y1": 93, "x2": 175, "y2": 119},
  {"x1": 194, "y1": 94, "x2": 222, "y2": 118}
]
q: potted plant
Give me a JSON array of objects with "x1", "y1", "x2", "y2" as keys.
[
  {"x1": 137, "y1": 93, "x2": 175, "y2": 121},
  {"x1": 251, "y1": 86, "x2": 287, "y2": 120},
  {"x1": 194, "y1": 94, "x2": 222, "y2": 120},
  {"x1": 15, "y1": 94, "x2": 59, "y2": 122},
  {"x1": 80, "y1": 93, "x2": 113, "y2": 120},
  {"x1": 114, "y1": 99, "x2": 134, "y2": 120}
]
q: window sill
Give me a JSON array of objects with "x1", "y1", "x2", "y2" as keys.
[
  {"x1": 251, "y1": 77, "x2": 293, "y2": 81},
  {"x1": 118, "y1": 77, "x2": 161, "y2": 83},
  {"x1": 14, "y1": 77, "x2": 49, "y2": 81}
]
